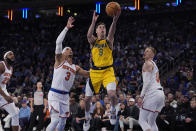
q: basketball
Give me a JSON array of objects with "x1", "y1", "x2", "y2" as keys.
[{"x1": 106, "y1": 2, "x2": 121, "y2": 17}]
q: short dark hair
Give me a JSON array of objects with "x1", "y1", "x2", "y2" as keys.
[
  {"x1": 96, "y1": 22, "x2": 106, "y2": 29},
  {"x1": 147, "y1": 46, "x2": 156, "y2": 56}
]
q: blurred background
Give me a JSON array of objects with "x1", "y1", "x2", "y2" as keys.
[{"x1": 0, "y1": 0, "x2": 195, "y2": 131}]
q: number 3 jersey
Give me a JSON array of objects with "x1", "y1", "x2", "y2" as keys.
[
  {"x1": 0, "y1": 61, "x2": 12, "y2": 94},
  {"x1": 51, "y1": 61, "x2": 76, "y2": 92}
]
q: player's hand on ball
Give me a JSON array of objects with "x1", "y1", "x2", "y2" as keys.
[
  {"x1": 66, "y1": 16, "x2": 75, "y2": 29},
  {"x1": 92, "y1": 10, "x2": 99, "y2": 22},
  {"x1": 4, "y1": 96, "x2": 13, "y2": 103},
  {"x1": 113, "y1": 10, "x2": 121, "y2": 22}
]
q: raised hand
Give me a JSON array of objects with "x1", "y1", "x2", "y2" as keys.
[
  {"x1": 66, "y1": 16, "x2": 75, "y2": 29},
  {"x1": 92, "y1": 10, "x2": 99, "y2": 22},
  {"x1": 113, "y1": 10, "x2": 121, "y2": 22}
]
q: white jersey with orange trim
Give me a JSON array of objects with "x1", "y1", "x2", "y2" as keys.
[
  {"x1": 142, "y1": 60, "x2": 162, "y2": 96},
  {"x1": 51, "y1": 60, "x2": 76, "y2": 92},
  {"x1": 0, "y1": 61, "x2": 12, "y2": 94}
]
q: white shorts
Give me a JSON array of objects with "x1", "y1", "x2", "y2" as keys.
[
  {"x1": 142, "y1": 90, "x2": 165, "y2": 112},
  {"x1": 85, "y1": 79, "x2": 94, "y2": 96},
  {"x1": 0, "y1": 93, "x2": 18, "y2": 117},
  {"x1": 48, "y1": 91, "x2": 69, "y2": 118}
]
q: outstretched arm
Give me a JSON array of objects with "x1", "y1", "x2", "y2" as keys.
[
  {"x1": 107, "y1": 11, "x2": 121, "y2": 49},
  {"x1": 76, "y1": 65, "x2": 90, "y2": 78},
  {"x1": 87, "y1": 11, "x2": 98, "y2": 45},
  {"x1": 55, "y1": 17, "x2": 75, "y2": 67}
]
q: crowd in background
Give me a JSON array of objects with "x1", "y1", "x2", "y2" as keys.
[{"x1": 0, "y1": 7, "x2": 195, "y2": 131}]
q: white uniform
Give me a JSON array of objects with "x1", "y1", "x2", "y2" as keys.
[
  {"x1": 142, "y1": 60, "x2": 165, "y2": 112},
  {"x1": 0, "y1": 61, "x2": 18, "y2": 118},
  {"x1": 48, "y1": 60, "x2": 76, "y2": 117}
]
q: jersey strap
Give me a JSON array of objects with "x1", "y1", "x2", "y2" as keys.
[{"x1": 50, "y1": 88, "x2": 69, "y2": 94}]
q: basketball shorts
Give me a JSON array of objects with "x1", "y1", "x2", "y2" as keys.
[
  {"x1": 48, "y1": 91, "x2": 69, "y2": 118},
  {"x1": 85, "y1": 67, "x2": 117, "y2": 96},
  {"x1": 142, "y1": 90, "x2": 165, "y2": 112}
]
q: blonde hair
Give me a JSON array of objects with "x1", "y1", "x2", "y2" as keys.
[{"x1": 147, "y1": 46, "x2": 156, "y2": 56}]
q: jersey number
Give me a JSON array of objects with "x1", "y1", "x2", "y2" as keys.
[
  {"x1": 99, "y1": 48, "x2": 103, "y2": 56},
  {"x1": 65, "y1": 72, "x2": 71, "y2": 81},
  {"x1": 156, "y1": 72, "x2": 160, "y2": 83},
  {"x1": 2, "y1": 78, "x2": 10, "y2": 84}
]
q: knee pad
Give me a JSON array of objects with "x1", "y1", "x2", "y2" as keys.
[
  {"x1": 106, "y1": 82, "x2": 116, "y2": 91},
  {"x1": 56, "y1": 118, "x2": 67, "y2": 131},
  {"x1": 11, "y1": 114, "x2": 19, "y2": 126}
]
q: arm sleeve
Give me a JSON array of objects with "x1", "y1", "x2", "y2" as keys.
[
  {"x1": 140, "y1": 72, "x2": 152, "y2": 98},
  {"x1": 55, "y1": 27, "x2": 68, "y2": 54}
]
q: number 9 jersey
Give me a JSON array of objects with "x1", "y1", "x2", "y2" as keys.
[
  {"x1": 88, "y1": 39, "x2": 117, "y2": 95},
  {"x1": 51, "y1": 61, "x2": 76, "y2": 92},
  {"x1": 91, "y1": 39, "x2": 113, "y2": 67}
]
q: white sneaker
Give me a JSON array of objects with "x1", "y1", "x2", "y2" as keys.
[{"x1": 83, "y1": 119, "x2": 90, "y2": 131}]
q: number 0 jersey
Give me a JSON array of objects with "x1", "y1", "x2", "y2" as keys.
[
  {"x1": 142, "y1": 60, "x2": 162, "y2": 96},
  {"x1": 51, "y1": 61, "x2": 76, "y2": 92},
  {"x1": 91, "y1": 39, "x2": 113, "y2": 68}
]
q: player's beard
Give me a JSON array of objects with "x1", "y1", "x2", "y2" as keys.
[
  {"x1": 68, "y1": 55, "x2": 73, "y2": 58},
  {"x1": 6, "y1": 58, "x2": 15, "y2": 66}
]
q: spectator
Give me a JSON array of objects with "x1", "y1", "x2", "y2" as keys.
[
  {"x1": 118, "y1": 102, "x2": 130, "y2": 131},
  {"x1": 102, "y1": 103, "x2": 113, "y2": 130},
  {"x1": 184, "y1": 100, "x2": 196, "y2": 131},
  {"x1": 29, "y1": 81, "x2": 47, "y2": 131},
  {"x1": 19, "y1": 100, "x2": 31, "y2": 131},
  {"x1": 73, "y1": 99, "x2": 86, "y2": 131},
  {"x1": 90, "y1": 101, "x2": 105, "y2": 131},
  {"x1": 119, "y1": 98, "x2": 140, "y2": 131},
  {"x1": 157, "y1": 100, "x2": 174, "y2": 131}
]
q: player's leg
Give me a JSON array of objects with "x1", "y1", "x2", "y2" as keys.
[
  {"x1": 2, "y1": 103, "x2": 19, "y2": 131},
  {"x1": 103, "y1": 68, "x2": 118, "y2": 125},
  {"x1": 83, "y1": 78, "x2": 101, "y2": 131},
  {"x1": 46, "y1": 109, "x2": 59, "y2": 131},
  {"x1": 138, "y1": 109, "x2": 151, "y2": 131},
  {"x1": 46, "y1": 100, "x2": 60, "y2": 131},
  {"x1": 148, "y1": 112, "x2": 159, "y2": 131},
  {"x1": 85, "y1": 79, "x2": 93, "y2": 119},
  {"x1": 56, "y1": 103, "x2": 69, "y2": 131},
  {"x1": 107, "y1": 82, "x2": 118, "y2": 125}
]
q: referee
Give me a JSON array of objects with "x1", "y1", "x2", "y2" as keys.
[{"x1": 29, "y1": 81, "x2": 47, "y2": 131}]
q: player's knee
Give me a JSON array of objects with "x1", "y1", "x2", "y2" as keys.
[
  {"x1": 11, "y1": 113, "x2": 19, "y2": 126},
  {"x1": 56, "y1": 118, "x2": 66, "y2": 131},
  {"x1": 106, "y1": 82, "x2": 116, "y2": 92}
]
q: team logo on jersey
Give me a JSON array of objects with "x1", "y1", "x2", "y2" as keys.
[
  {"x1": 94, "y1": 43, "x2": 107, "y2": 48},
  {"x1": 62, "y1": 65, "x2": 76, "y2": 74}
]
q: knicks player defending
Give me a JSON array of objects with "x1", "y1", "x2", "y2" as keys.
[
  {"x1": 83, "y1": 10, "x2": 121, "y2": 130},
  {"x1": 138, "y1": 47, "x2": 165, "y2": 131},
  {"x1": 0, "y1": 51, "x2": 19, "y2": 131},
  {"x1": 46, "y1": 17, "x2": 89, "y2": 131}
]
